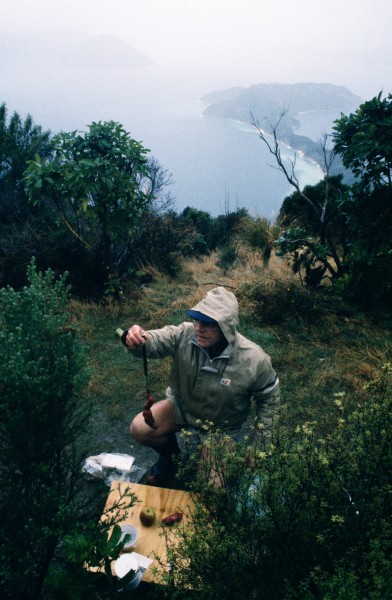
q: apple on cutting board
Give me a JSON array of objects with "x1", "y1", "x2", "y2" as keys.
[{"x1": 139, "y1": 506, "x2": 156, "y2": 527}]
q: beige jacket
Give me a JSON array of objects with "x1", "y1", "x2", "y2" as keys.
[{"x1": 130, "y1": 287, "x2": 280, "y2": 435}]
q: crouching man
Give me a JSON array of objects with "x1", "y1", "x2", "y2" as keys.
[{"x1": 122, "y1": 287, "x2": 280, "y2": 486}]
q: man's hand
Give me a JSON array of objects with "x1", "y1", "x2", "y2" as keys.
[{"x1": 124, "y1": 324, "x2": 148, "y2": 349}]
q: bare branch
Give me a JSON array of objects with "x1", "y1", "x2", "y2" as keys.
[
  {"x1": 252, "y1": 109, "x2": 349, "y2": 281},
  {"x1": 251, "y1": 110, "x2": 319, "y2": 215},
  {"x1": 318, "y1": 133, "x2": 340, "y2": 232}
]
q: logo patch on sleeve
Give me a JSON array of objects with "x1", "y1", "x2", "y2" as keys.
[{"x1": 220, "y1": 378, "x2": 231, "y2": 387}]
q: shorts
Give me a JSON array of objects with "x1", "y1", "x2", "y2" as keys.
[{"x1": 165, "y1": 386, "x2": 188, "y2": 426}]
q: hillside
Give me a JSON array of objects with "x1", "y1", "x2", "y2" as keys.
[
  {"x1": 2, "y1": 248, "x2": 391, "y2": 598},
  {"x1": 202, "y1": 82, "x2": 361, "y2": 175},
  {"x1": 74, "y1": 250, "x2": 391, "y2": 474}
]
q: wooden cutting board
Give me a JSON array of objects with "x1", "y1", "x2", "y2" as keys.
[{"x1": 103, "y1": 482, "x2": 196, "y2": 584}]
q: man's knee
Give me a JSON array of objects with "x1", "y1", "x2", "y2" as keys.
[
  {"x1": 130, "y1": 413, "x2": 145, "y2": 443},
  {"x1": 129, "y1": 399, "x2": 181, "y2": 447},
  {"x1": 130, "y1": 411, "x2": 164, "y2": 445}
]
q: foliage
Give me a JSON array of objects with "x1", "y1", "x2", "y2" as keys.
[
  {"x1": 0, "y1": 108, "x2": 179, "y2": 296},
  {"x1": 215, "y1": 207, "x2": 249, "y2": 245},
  {"x1": 274, "y1": 227, "x2": 334, "y2": 287},
  {"x1": 216, "y1": 241, "x2": 239, "y2": 272},
  {"x1": 332, "y1": 93, "x2": 392, "y2": 306},
  {"x1": 0, "y1": 259, "x2": 92, "y2": 599},
  {"x1": 180, "y1": 206, "x2": 220, "y2": 251},
  {"x1": 253, "y1": 112, "x2": 348, "y2": 285},
  {"x1": 0, "y1": 102, "x2": 52, "y2": 194},
  {"x1": 178, "y1": 206, "x2": 250, "y2": 259},
  {"x1": 333, "y1": 92, "x2": 392, "y2": 193},
  {"x1": 279, "y1": 175, "x2": 349, "y2": 245},
  {"x1": 277, "y1": 176, "x2": 350, "y2": 287},
  {"x1": 128, "y1": 206, "x2": 251, "y2": 279},
  {"x1": 157, "y1": 365, "x2": 392, "y2": 599},
  {"x1": 48, "y1": 485, "x2": 140, "y2": 598},
  {"x1": 23, "y1": 121, "x2": 158, "y2": 293},
  {"x1": 237, "y1": 214, "x2": 280, "y2": 264},
  {"x1": 0, "y1": 103, "x2": 52, "y2": 289},
  {"x1": 253, "y1": 93, "x2": 392, "y2": 304},
  {"x1": 128, "y1": 210, "x2": 210, "y2": 279},
  {"x1": 335, "y1": 186, "x2": 392, "y2": 306}
]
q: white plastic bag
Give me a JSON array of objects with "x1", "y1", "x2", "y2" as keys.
[{"x1": 82, "y1": 452, "x2": 146, "y2": 486}]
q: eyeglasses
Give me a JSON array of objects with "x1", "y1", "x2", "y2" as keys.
[{"x1": 192, "y1": 319, "x2": 218, "y2": 329}]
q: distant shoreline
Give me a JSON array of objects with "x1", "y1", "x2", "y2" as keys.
[
  {"x1": 205, "y1": 113, "x2": 325, "y2": 176},
  {"x1": 201, "y1": 82, "x2": 361, "y2": 182}
]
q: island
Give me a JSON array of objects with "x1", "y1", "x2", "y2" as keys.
[{"x1": 201, "y1": 82, "x2": 362, "y2": 175}]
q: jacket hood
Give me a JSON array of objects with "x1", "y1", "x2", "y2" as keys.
[{"x1": 188, "y1": 287, "x2": 238, "y2": 344}]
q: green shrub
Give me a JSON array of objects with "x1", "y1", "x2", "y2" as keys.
[
  {"x1": 238, "y1": 215, "x2": 280, "y2": 264},
  {"x1": 217, "y1": 242, "x2": 239, "y2": 273},
  {"x1": 338, "y1": 242, "x2": 392, "y2": 309},
  {"x1": 48, "y1": 485, "x2": 139, "y2": 599},
  {"x1": 0, "y1": 259, "x2": 92, "y2": 599},
  {"x1": 157, "y1": 365, "x2": 392, "y2": 599}
]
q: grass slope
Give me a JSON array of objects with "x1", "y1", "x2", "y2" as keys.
[{"x1": 70, "y1": 250, "x2": 391, "y2": 470}]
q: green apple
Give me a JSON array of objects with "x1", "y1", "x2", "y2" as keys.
[{"x1": 139, "y1": 506, "x2": 156, "y2": 526}]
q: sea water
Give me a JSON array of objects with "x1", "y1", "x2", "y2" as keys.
[
  {"x1": 2, "y1": 59, "x2": 323, "y2": 217},
  {"x1": 141, "y1": 108, "x2": 323, "y2": 218},
  {"x1": 110, "y1": 67, "x2": 324, "y2": 218}
]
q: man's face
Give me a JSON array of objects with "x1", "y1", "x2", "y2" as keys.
[{"x1": 192, "y1": 319, "x2": 223, "y2": 348}]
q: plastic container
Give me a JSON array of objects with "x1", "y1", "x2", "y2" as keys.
[{"x1": 119, "y1": 524, "x2": 138, "y2": 550}]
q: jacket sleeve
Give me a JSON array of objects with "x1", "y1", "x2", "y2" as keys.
[
  {"x1": 124, "y1": 323, "x2": 187, "y2": 359},
  {"x1": 250, "y1": 357, "x2": 280, "y2": 440}
]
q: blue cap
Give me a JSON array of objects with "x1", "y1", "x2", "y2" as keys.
[{"x1": 186, "y1": 310, "x2": 217, "y2": 324}]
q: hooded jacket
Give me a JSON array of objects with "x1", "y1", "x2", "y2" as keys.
[{"x1": 130, "y1": 287, "x2": 279, "y2": 434}]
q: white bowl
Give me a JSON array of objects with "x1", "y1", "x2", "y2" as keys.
[{"x1": 119, "y1": 523, "x2": 138, "y2": 549}]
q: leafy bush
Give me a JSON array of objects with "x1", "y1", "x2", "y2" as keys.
[
  {"x1": 128, "y1": 211, "x2": 208, "y2": 278},
  {"x1": 48, "y1": 486, "x2": 140, "y2": 599},
  {"x1": 180, "y1": 207, "x2": 220, "y2": 251},
  {"x1": 0, "y1": 104, "x2": 53, "y2": 290},
  {"x1": 0, "y1": 259, "x2": 92, "y2": 599},
  {"x1": 332, "y1": 93, "x2": 392, "y2": 306},
  {"x1": 216, "y1": 242, "x2": 239, "y2": 273},
  {"x1": 278, "y1": 176, "x2": 349, "y2": 244},
  {"x1": 335, "y1": 186, "x2": 392, "y2": 308},
  {"x1": 158, "y1": 365, "x2": 391, "y2": 599},
  {"x1": 238, "y1": 215, "x2": 281, "y2": 264}
]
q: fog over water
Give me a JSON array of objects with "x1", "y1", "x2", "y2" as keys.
[{"x1": 1, "y1": 0, "x2": 391, "y2": 216}]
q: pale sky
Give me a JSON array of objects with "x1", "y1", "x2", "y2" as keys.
[{"x1": 2, "y1": 0, "x2": 392, "y2": 98}]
